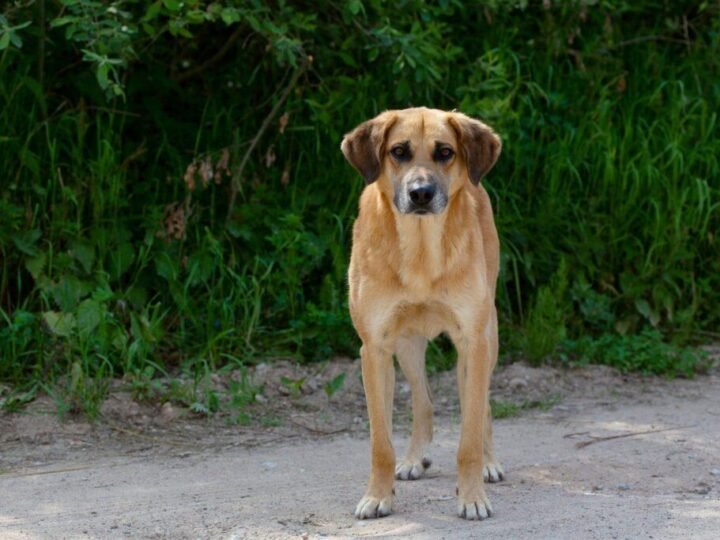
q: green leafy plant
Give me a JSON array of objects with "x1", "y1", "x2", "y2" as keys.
[
  {"x1": 0, "y1": 0, "x2": 717, "y2": 417},
  {"x1": 564, "y1": 330, "x2": 707, "y2": 378},
  {"x1": 524, "y1": 260, "x2": 569, "y2": 365},
  {"x1": 491, "y1": 396, "x2": 561, "y2": 419},
  {"x1": 323, "y1": 372, "x2": 346, "y2": 400},
  {"x1": 225, "y1": 373, "x2": 260, "y2": 424},
  {"x1": 0, "y1": 14, "x2": 30, "y2": 50},
  {"x1": 280, "y1": 376, "x2": 305, "y2": 398}
]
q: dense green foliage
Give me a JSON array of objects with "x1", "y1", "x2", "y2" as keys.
[{"x1": 1, "y1": 1, "x2": 718, "y2": 409}]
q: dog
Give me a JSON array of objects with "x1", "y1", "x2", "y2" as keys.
[{"x1": 341, "y1": 107, "x2": 504, "y2": 521}]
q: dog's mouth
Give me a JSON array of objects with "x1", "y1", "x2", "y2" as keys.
[
  {"x1": 396, "y1": 203, "x2": 446, "y2": 216},
  {"x1": 393, "y1": 184, "x2": 449, "y2": 216}
]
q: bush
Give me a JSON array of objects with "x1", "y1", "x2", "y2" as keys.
[
  {"x1": 1, "y1": 1, "x2": 718, "y2": 399},
  {"x1": 524, "y1": 260, "x2": 568, "y2": 364},
  {"x1": 564, "y1": 330, "x2": 707, "y2": 378}
]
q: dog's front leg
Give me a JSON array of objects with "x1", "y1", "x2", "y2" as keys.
[
  {"x1": 456, "y1": 337, "x2": 493, "y2": 520},
  {"x1": 355, "y1": 343, "x2": 396, "y2": 519}
]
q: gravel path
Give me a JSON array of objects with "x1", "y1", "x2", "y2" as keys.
[{"x1": 2, "y1": 370, "x2": 719, "y2": 539}]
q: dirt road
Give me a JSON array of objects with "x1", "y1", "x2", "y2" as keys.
[{"x1": 2, "y1": 362, "x2": 719, "y2": 539}]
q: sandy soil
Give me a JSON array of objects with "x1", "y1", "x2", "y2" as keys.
[{"x1": 1, "y1": 357, "x2": 719, "y2": 539}]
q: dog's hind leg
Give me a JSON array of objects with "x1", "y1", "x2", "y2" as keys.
[
  {"x1": 395, "y1": 335, "x2": 434, "y2": 480},
  {"x1": 482, "y1": 403, "x2": 504, "y2": 483},
  {"x1": 483, "y1": 308, "x2": 504, "y2": 483}
]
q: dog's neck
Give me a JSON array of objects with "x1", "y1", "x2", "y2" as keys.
[{"x1": 391, "y1": 189, "x2": 475, "y2": 292}]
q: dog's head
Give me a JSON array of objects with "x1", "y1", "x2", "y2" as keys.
[{"x1": 341, "y1": 108, "x2": 501, "y2": 215}]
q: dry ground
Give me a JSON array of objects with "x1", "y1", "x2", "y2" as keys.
[{"x1": 1, "y1": 356, "x2": 719, "y2": 539}]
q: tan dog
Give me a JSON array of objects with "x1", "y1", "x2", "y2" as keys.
[{"x1": 341, "y1": 107, "x2": 504, "y2": 521}]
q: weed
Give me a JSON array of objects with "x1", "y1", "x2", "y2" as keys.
[
  {"x1": 563, "y1": 330, "x2": 706, "y2": 378},
  {"x1": 0, "y1": 383, "x2": 38, "y2": 412},
  {"x1": 224, "y1": 369, "x2": 262, "y2": 424},
  {"x1": 127, "y1": 366, "x2": 166, "y2": 403},
  {"x1": 524, "y1": 260, "x2": 569, "y2": 364},
  {"x1": 260, "y1": 415, "x2": 283, "y2": 428},
  {"x1": 189, "y1": 391, "x2": 219, "y2": 417},
  {"x1": 491, "y1": 396, "x2": 562, "y2": 419},
  {"x1": 280, "y1": 376, "x2": 306, "y2": 398},
  {"x1": 53, "y1": 361, "x2": 110, "y2": 419},
  {"x1": 490, "y1": 400, "x2": 521, "y2": 419},
  {"x1": 323, "y1": 373, "x2": 346, "y2": 400}
]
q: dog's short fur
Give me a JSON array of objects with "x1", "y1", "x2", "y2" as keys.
[{"x1": 341, "y1": 107, "x2": 504, "y2": 521}]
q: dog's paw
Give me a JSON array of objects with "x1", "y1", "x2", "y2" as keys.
[
  {"x1": 395, "y1": 457, "x2": 431, "y2": 480},
  {"x1": 483, "y1": 461, "x2": 505, "y2": 483},
  {"x1": 354, "y1": 494, "x2": 394, "y2": 519},
  {"x1": 457, "y1": 494, "x2": 493, "y2": 521}
]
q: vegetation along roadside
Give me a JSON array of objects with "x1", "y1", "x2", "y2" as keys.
[{"x1": 1, "y1": 1, "x2": 718, "y2": 417}]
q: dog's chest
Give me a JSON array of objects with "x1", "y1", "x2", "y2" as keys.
[{"x1": 395, "y1": 215, "x2": 447, "y2": 290}]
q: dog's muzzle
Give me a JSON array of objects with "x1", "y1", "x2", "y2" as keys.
[
  {"x1": 398, "y1": 181, "x2": 447, "y2": 215},
  {"x1": 408, "y1": 183, "x2": 437, "y2": 214}
]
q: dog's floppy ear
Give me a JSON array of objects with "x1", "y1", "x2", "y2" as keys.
[
  {"x1": 341, "y1": 112, "x2": 397, "y2": 184},
  {"x1": 449, "y1": 113, "x2": 502, "y2": 185}
]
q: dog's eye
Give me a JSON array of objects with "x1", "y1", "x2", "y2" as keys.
[
  {"x1": 390, "y1": 146, "x2": 408, "y2": 159},
  {"x1": 435, "y1": 147, "x2": 454, "y2": 162}
]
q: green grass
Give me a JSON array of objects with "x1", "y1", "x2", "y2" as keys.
[
  {"x1": 491, "y1": 396, "x2": 562, "y2": 419},
  {"x1": 1, "y1": 2, "x2": 718, "y2": 414}
]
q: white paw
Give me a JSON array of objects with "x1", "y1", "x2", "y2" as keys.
[
  {"x1": 355, "y1": 494, "x2": 394, "y2": 519},
  {"x1": 395, "y1": 457, "x2": 431, "y2": 480},
  {"x1": 483, "y1": 461, "x2": 505, "y2": 483},
  {"x1": 457, "y1": 496, "x2": 493, "y2": 521}
]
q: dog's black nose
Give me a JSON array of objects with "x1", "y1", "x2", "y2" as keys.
[{"x1": 408, "y1": 184, "x2": 436, "y2": 206}]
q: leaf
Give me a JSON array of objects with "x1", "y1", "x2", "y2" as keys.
[
  {"x1": 348, "y1": 0, "x2": 363, "y2": 15},
  {"x1": 635, "y1": 299, "x2": 651, "y2": 319},
  {"x1": 109, "y1": 242, "x2": 135, "y2": 281},
  {"x1": 187, "y1": 251, "x2": 215, "y2": 286},
  {"x1": 1, "y1": 385, "x2": 38, "y2": 412},
  {"x1": 337, "y1": 51, "x2": 358, "y2": 68},
  {"x1": 162, "y1": 0, "x2": 181, "y2": 11},
  {"x1": 323, "y1": 373, "x2": 346, "y2": 399},
  {"x1": 125, "y1": 285, "x2": 148, "y2": 308},
  {"x1": 169, "y1": 21, "x2": 193, "y2": 38},
  {"x1": 50, "y1": 16, "x2": 76, "y2": 28},
  {"x1": 190, "y1": 401, "x2": 209, "y2": 414},
  {"x1": 12, "y1": 229, "x2": 41, "y2": 256},
  {"x1": 634, "y1": 298, "x2": 659, "y2": 326},
  {"x1": 51, "y1": 275, "x2": 92, "y2": 312},
  {"x1": 280, "y1": 376, "x2": 305, "y2": 396},
  {"x1": 19, "y1": 147, "x2": 40, "y2": 176},
  {"x1": 77, "y1": 299, "x2": 103, "y2": 338},
  {"x1": 70, "y1": 241, "x2": 95, "y2": 274},
  {"x1": 96, "y1": 63, "x2": 110, "y2": 90},
  {"x1": 155, "y1": 252, "x2": 179, "y2": 282},
  {"x1": 186, "y1": 10, "x2": 206, "y2": 24},
  {"x1": 0, "y1": 33, "x2": 11, "y2": 50},
  {"x1": 221, "y1": 7, "x2": 241, "y2": 25},
  {"x1": 69, "y1": 361, "x2": 84, "y2": 393},
  {"x1": 91, "y1": 286, "x2": 114, "y2": 303},
  {"x1": 25, "y1": 252, "x2": 47, "y2": 279},
  {"x1": 9, "y1": 32, "x2": 22, "y2": 48},
  {"x1": 143, "y1": 2, "x2": 162, "y2": 21},
  {"x1": 43, "y1": 311, "x2": 76, "y2": 337}
]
